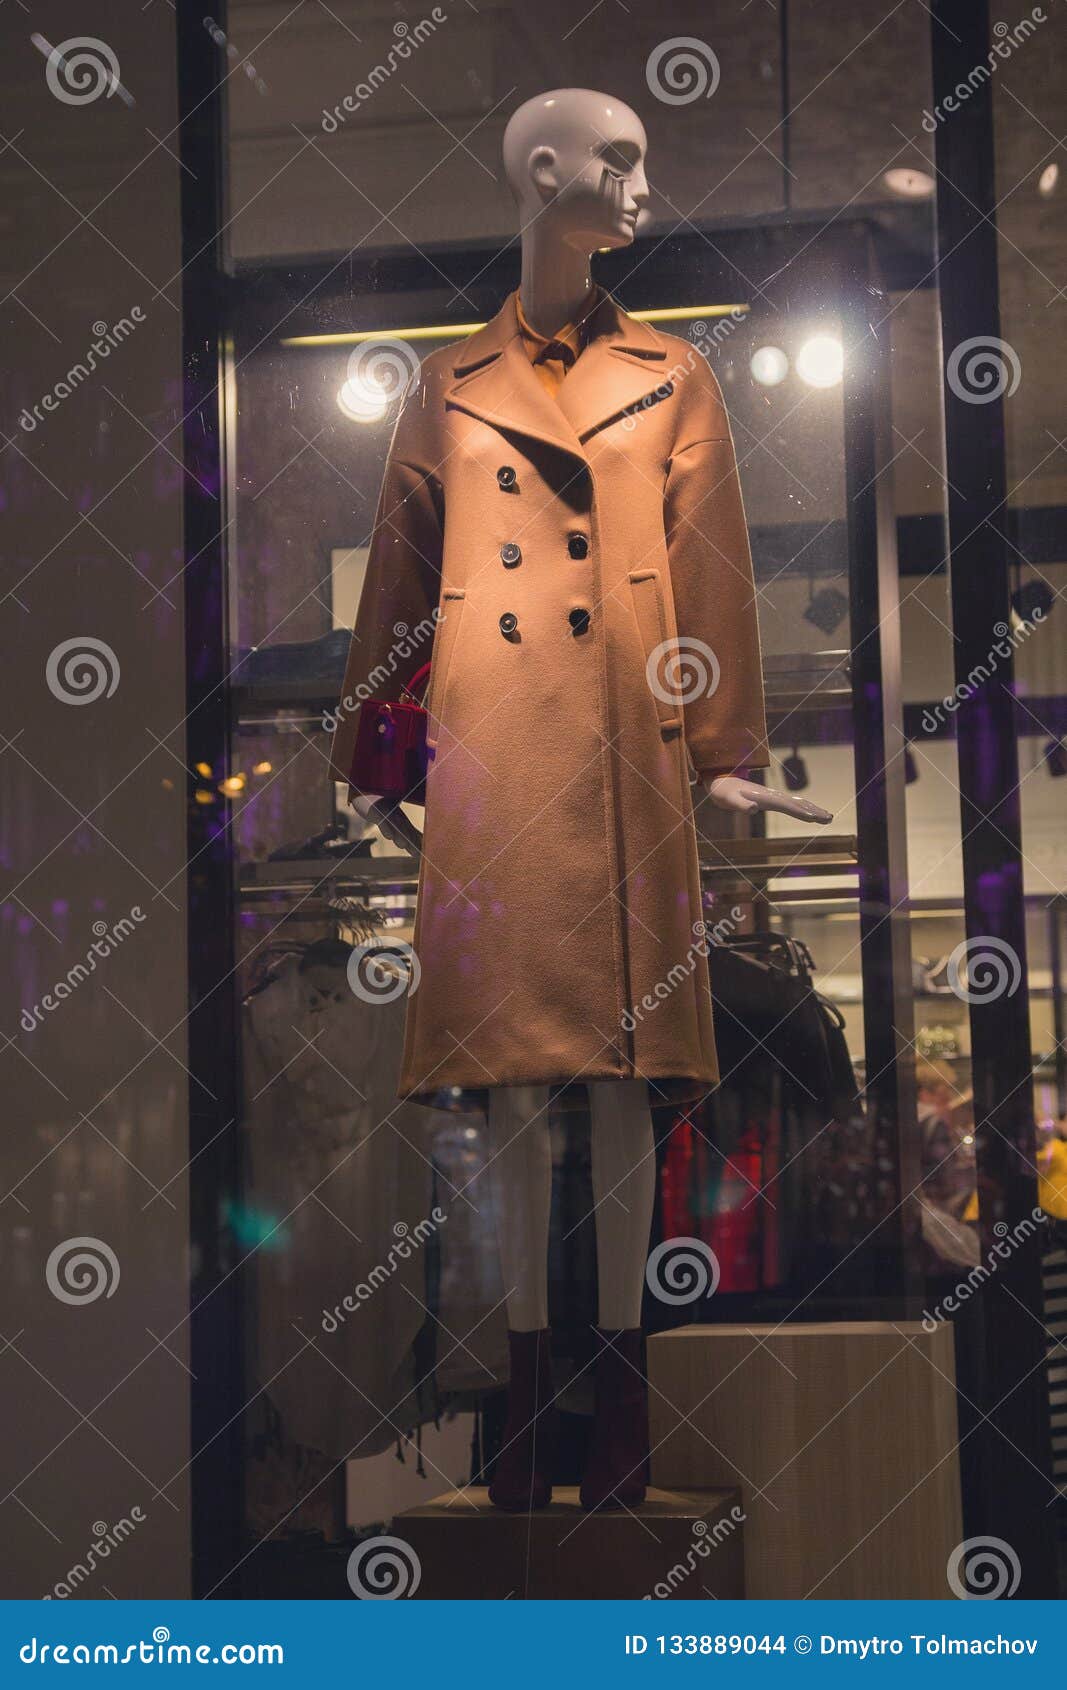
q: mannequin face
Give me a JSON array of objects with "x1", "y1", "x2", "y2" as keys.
[{"x1": 507, "y1": 91, "x2": 650, "y2": 253}]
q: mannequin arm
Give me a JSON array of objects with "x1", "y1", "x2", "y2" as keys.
[{"x1": 701, "y1": 771, "x2": 832, "y2": 826}]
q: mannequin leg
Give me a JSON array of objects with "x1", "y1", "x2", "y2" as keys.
[
  {"x1": 587, "y1": 1078, "x2": 656, "y2": 1326},
  {"x1": 582, "y1": 1078, "x2": 656, "y2": 1510},
  {"x1": 484, "y1": 1084, "x2": 557, "y2": 1509},
  {"x1": 486, "y1": 1082, "x2": 552, "y2": 1330}
]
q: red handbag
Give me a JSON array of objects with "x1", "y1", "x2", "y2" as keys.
[{"x1": 348, "y1": 662, "x2": 431, "y2": 804}]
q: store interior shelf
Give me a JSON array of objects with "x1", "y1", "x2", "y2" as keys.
[
  {"x1": 238, "y1": 833, "x2": 860, "y2": 903},
  {"x1": 230, "y1": 649, "x2": 852, "y2": 727}
]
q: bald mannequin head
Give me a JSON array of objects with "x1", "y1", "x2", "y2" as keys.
[{"x1": 502, "y1": 88, "x2": 649, "y2": 253}]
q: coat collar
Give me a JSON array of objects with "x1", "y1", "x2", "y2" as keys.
[{"x1": 447, "y1": 289, "x2": 670, "y2": 462}]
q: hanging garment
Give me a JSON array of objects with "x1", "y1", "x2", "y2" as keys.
[
  {"x1": 653, "y1": 936, "x2": 862, "y2": 1297},
  {"x1": 330, "y1": 288, "x2": 768, "y2": 1107},
  {"x1": 242, "y1": 947, "x2": 506, "y2": 1462}
]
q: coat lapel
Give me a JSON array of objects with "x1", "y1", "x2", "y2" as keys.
[
  {"x1": 446, "y1": 294, "x2": 586, "y2": 465},
  {"x1": 555, "y1": 293, "x2": 672, "y2": 443},
  {"x1": 445, "y1": 290, "x2": 673, "y2": 462}
]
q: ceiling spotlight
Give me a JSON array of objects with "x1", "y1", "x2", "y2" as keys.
[
  {"x1": 884, "y1": 168, "x2": 935, "y2": 199},
  {"x1": 750, "y1": 345, "x2": 789, "y2": 387},
  {"x1": 1044, "y1": 738, "x2": 1067, "y2": 778},
  {"x1": 1039, "y1": 162, "x2": 1059, "y2": 197},
  {"x1": 337, "y1": 376, "x2": 389, "y2": 424},
  {"x1": 781, "y1": 748, "x2": 809, "y2": 791},
  {"x1": 804, "y1": 584, "x2": 849, "y2": 636},
  {"x1": 797, "y1": 334, "x2": 843, "y2": 388}
]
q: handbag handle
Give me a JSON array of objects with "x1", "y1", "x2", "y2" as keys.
[{"x1": 399, "y1": 661, "x2": 432, "y2": 705}]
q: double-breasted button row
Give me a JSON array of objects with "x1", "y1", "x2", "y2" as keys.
[
  {"x1": 497, "y1": 533, "x2": 589, "y2": 570},
  {"x1": 498, "y1": 608, "x2": 592, "y2": 639}
]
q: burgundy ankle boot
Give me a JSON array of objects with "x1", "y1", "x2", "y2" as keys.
[
  {"x1": 488, "y1": 1328, "x2": 558, "y2": 1511},
  {"x1": 579, "y1": 1327, "x2": 650, "y2": 1511}
]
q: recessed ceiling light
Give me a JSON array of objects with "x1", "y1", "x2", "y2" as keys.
[
  {"x1": 750, "y1": 345, "x2": 789, "y2": 386},
  {"x1": 797, "y1": 334, "x2": 843, "y2": 388},
  {"x1": 1039, "y1": 162, "x2": 1059, "y2": 197},
  {"x1": 884, "y1": 168, "x2": 935, "y2": 199}
]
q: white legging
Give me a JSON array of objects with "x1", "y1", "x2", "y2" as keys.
[{"x1": 485, "y1": 1079, "x2": 656, "y2": 1331}]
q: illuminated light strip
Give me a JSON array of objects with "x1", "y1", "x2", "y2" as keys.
[{"x1": 280, "y1": 302, "x2": 749, "y2": 348}]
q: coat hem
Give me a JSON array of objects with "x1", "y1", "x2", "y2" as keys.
[{"x1": 397, "y1": 1065, "x2": 720, "y2": 1114}]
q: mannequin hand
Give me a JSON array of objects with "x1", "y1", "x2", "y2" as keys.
[
  {"x1": 351, "y1": 792, "x2": 422, "y2": 854},
  {"x1": 701, "y1": 773, "x2": 832, "y2": 826}
]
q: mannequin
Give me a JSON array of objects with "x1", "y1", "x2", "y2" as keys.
[{"x1": 335, "y1": 88, "x2": 831, "y2": 1514}]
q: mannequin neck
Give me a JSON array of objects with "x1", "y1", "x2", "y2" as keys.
[{"x1": 518, "y1": 222, "x2": 595, "y2": 338}]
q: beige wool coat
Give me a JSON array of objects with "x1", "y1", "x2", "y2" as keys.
[{"x1": 330, "y1": 290, "x2": 768, "y2": 1107}]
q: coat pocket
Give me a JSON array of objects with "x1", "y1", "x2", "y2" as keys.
[
  {"x1": 425, "y1": 589, "x2": 466, "y2": 745},
  {"x1": 629, "y1": 569, "x2": 683, "y2": 735}
]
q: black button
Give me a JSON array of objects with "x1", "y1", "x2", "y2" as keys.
[
  {"x1": 567, "y1": 533, "x2": 589, "y2": 560},
  {"x1": 499, "y1": 612, "x2": 518, "y2": 636},
  {"x1": 500, "y1": 542, "x2": 522, "y2": 567},
  {"x1": 568, "y1": 607, "x2": 591, "y2": 635},
  {"x1": 497, "y1": 465, "x2": 517, "y2": 490}
]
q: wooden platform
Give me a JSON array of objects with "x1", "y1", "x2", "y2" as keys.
[
  {"x1": 648, "y1": 1322, "x2": 962, "y2": 1599},
  {"x1": 395, "y1": 1485, "x2": 745, "y2": 1599}
]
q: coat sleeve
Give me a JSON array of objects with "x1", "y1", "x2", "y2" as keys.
[
  {"x1": 664, "y1": 364, "x2": 769, "y2": 777},
  {"x1": 327, "y1": 394, "x2": 444, "y2": 793}
]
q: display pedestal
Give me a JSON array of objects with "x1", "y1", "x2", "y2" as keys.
[
  {"x1": 648, "y1": 1321, "x2": 962, "y2": 1599},
  {"x1": 395, "y1": 1485, "x2": 745, "y2": 1599}
]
